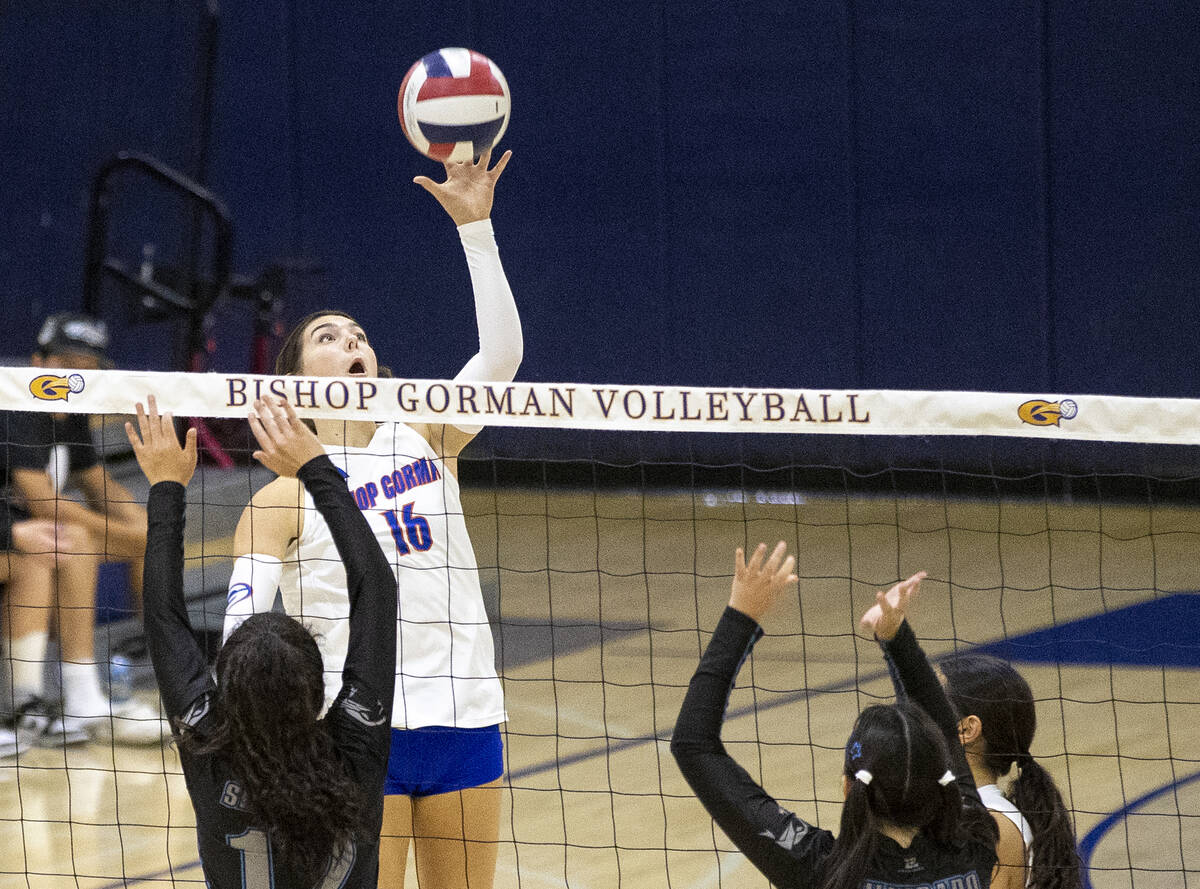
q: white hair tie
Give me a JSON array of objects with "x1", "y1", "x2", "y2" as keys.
[
  {"x1": 854, "y1": 769, "x2": 873, "y2": 785},
  {"x1": 938, "y1": 770, "x2": 956, "y2": 786}
]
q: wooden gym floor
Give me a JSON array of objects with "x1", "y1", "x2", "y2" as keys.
[{"x1": 2, "y1": 482, "x2": 1197, "y2": 888}]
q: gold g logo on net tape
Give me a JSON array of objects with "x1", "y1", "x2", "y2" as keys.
[
  {"x1": 1018, "y1": 398, "x2": 1078, "y2": 427},
  {"x1": 30, "y1": 373, "x2": 86, "y2": 402}
]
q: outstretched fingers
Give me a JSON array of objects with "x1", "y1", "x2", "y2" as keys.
[
  {"x1": 744, "y1": 542, "x2": 768, "y2": 573},
  {"x1": 276, "y1": 396, "x2": 305, "y2": 430},
  {"x1": 248, "y1": 397, "x2": 282, "y2": 453},
  {"x1": 248, "y1": 397, "x2": 326, "y2": 477},
  {"x1": 741, "y1": 541, "x2": 796, "y2": 587},
  {"x1": 485, "y1": 148, "x2": 512, "y2": 180},
  {"x1": 445, "y1": 147, "x2": 511, "y2": 178},
  {"x1": 729, "y1": 541, "x2": 798, "y2": 623},
  {"x1": 762, "y1": 541, "x2": 794, "y2": 580},
  {"x1": 862, "y1": 570, "x2": 927, "y2": 640},
  {"x1": 125, "y1": 394, "x2": 196, "y2": 486},
  {"x1": 126, "y1": 395, "x2": 163, "y2": 449},
  {"x1": 124, "y1": 404, "x2": 145, "y2": 453},
  {"x1": 875, "y1": 588, "x2": 895, "y2": 621},
  {"x1": 180, "y1": 423, "x2": 198, "y2": 465},
  {"x1": 892, "y1": 570, "x2": 926, "y2": 613}
]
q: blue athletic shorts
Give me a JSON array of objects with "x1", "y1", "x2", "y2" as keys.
[{"x1": 384, "y1": 724, "x2": 504, "y2": 797}]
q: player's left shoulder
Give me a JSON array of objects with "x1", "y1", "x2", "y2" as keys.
[{"x1": 990, "y1": 810, "x2": 1028, "y2": 888}]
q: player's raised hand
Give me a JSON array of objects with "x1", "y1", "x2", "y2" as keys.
[
  {"x1": 728, "y1": 541, "x2": 798, "y2": 623},
  {"x1": 414, "y1": 147, "x2": 512, "y2": 226},
  {"x1": 859, "y1": 571, "x2": 927, "y2": 641},
  {"x1": 248, "y1": 397, "x2": 326, "y2": 477},
  {"x1": 125, "y1": 395, "x2": 198, "y2": 487}
]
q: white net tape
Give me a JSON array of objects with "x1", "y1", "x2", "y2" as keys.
[{"x1": 7, "y1": 366, "x2": 1198, "y2": 443}]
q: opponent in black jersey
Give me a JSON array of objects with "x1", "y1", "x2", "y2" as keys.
[
  {"x1": 672, "y1": 544, "x2": 998, "y2": 889},
  {"x1": 126, "y1": 395, "x2": 397, "y2": 888}
]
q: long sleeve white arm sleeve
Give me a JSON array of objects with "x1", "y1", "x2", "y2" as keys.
[
  {"x1": 454, "y1": 218, "x2": 523, "y2": 383},
  {"x1": 222, "y1": 554, "x2": 283, "y2": 643},
  {"x1": 451, "y1": 218, "x2": 523, "y2": 434}
]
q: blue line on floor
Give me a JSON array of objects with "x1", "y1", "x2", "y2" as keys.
[{"x1": 1079, "y1": 767, "x2": 1200, "y2": 889}]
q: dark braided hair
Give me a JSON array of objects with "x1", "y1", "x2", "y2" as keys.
[
  {"x1": 179, "y1": 612, "x2": 365, "y2": 886},
  {"x1": 941, "y1": 653, "x2": 1082, "y2": 889},
  {"x1": 820, "y1": 702, "x2": 993, "y2": 889}
]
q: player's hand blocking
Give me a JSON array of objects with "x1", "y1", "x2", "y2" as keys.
[
  {"x1": 248, "y1": 397, "x2": 326, "y2": 478},
  {"x1": 728, "y1": 542, "x2": 798, "y2": 624},
  {"x1": 125, "y1": 395, "x2": 198, "y2": 487},
  {"x1": 859, "y1": 571, "x2": 926, "y2": 641},
  {"x1": 414, "y1": 146, "x2": 512, "y2": 226}
]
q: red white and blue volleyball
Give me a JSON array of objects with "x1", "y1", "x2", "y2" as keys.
[{"x1": 398, "y1": 48, "x2": 510, "y2": 163}]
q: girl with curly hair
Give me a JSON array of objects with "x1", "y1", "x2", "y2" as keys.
[{"x1": 127, "y1": 395, "x2": 396, "y2": 887}]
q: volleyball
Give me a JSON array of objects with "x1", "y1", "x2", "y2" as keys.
[{"x1": 398, "y1": 47, "x2": 510, "y2": 163}]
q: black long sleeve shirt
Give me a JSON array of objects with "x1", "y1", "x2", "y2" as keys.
[
  {"x1": 671, "y1": 607, "x2": 997, "y2": 888},
  {"x1": 143, "y1": 455, "x2": 397, "y2": 889}
]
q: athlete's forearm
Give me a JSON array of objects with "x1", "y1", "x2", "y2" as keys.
[
  {"x1": 671, "y1": 607, "x2": 829, "y2": 888},
  {"x1": 296, "y1": 455, "x2": 397, "y2": 706},
  {"x1": 880, "y1": 621, "x2": 982, "y2": 802},
  {"x1": 453, "y1": 218, "x2": 522, "y2": 383},
  {"x1": 144, "y1": 482, "x2": 213, "y2": 720}
]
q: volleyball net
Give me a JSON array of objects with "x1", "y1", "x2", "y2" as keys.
[{"x1": 2, "y1": 366, "x2": 1198, "y2": 888}]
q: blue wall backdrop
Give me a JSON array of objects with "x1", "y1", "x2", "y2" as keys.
[{"x1": 1, "y1": 2, "x2": 1198, "y2": 466}]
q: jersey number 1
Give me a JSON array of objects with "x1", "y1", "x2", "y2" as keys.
[
  {"x1": 382, "y1": 502, "x2": 433, "y2": 555},
  {"x1": 226, "y1": 828, "x2": 355, "y2": 888}
]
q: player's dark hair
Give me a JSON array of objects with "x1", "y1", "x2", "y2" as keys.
[
  {"x1": 941, "y1": 653, "x2": 1082, "y2": 889},
  {"x1": 820, "y1": 702, "x2": 992, "y2": 889},
  {"x1": 275, "y1": 309, "x2": 393, "y2": 378},
  {"x1": 180, "y1": 612, "x2": 364, "y2": 886}
]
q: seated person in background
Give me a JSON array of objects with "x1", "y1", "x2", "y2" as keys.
[
  {"x1": 1, "y1": 313, "x2": 163, "y2": 745},
  {"x1": 1, "y1": 510, "x2": 96, "y2": 753}
]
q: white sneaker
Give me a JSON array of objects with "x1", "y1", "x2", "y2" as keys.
[
  {"x1": 84, "y1": 697, "x2": 170, "y2": 746},
  {"x1": 7, "y1": 696, "x2": 91, "y2": 750}
]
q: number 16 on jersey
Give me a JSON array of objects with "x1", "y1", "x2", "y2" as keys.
[{"x1": 382, "y1": 502, "x2": 432, "y2": 555}]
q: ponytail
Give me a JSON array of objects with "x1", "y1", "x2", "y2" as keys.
[
  {"x1": 1010, "y1": 756, "x2": 1082, "y2": 889},
  {"x1": 819, "y1": 778, "x2": 880, "y2": 889},
  {"x1": 929, "y1": 774, "x2": 971, "y2": 846},
  {"x1": 941, "y1": 653, "x2": 1082, "y2": 889}
]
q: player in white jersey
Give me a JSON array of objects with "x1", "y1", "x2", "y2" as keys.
[
  {"x1": 941, "y1": 653, "x2": 1083, "y2": 889},
  {"x1": 224, "y1": 148, "x2": 520, "y2": 889},
  {"x1": 277, "y1": 421, "x2": 504, "y2": 728}
]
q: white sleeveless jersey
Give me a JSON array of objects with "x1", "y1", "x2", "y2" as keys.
[
  {"x1": 280, "y1": 422, "x2": 505, "y2": 729},
  {"x1": 978, "y1": 783, "x2": 1034, "y2": 885}
]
